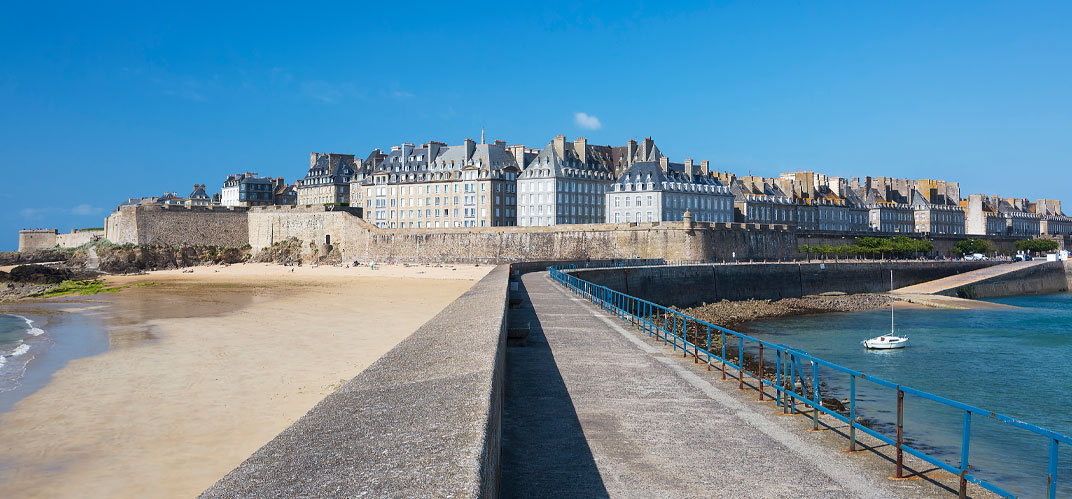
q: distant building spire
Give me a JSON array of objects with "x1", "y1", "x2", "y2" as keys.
[{"x1": 481, "y1": 128, "x2": 485, "y2": 144}]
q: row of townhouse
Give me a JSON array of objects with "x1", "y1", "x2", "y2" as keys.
[{"x1": 284, "y1": 133, "x2": 1071, "y2": 238}]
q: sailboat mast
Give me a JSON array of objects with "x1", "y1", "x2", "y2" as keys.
[{"x1": 890, "y1": 269, "x2": 894, "y2": 334}]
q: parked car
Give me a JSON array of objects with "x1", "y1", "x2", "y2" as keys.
[{"x1": 965, "y1": 253, "x2": 988, "y2": 261}]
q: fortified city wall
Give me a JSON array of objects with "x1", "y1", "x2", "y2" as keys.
[
  {"x1": 90, "y1": 205, "x2": 1059, "y2": 264},
  {"x1": 104, "y1": 204, "x2": 249, "y2": 247},
  {"x1": 18, "y1": 229, "x2": 106, "y2": 252},
  {"x1": 247, "y1": 206, "x2": 798, "y2": 264}
]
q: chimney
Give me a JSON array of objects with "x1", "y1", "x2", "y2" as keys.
[
  {"x1": 627, "y1": 139, "x2": 638, "y2": 166},
  {"x1": 659, "y1": 157, "x2": 669, "y2": 173},
  {"x1": 493, "y1": 139, "x2": 506, "y2": 147},
  {"x1": 401, "y1": 143, "x2": 414, "y2": 168},
  {"x1": 463, "y1": 138, "x2": 476, "y2": 160},
  {"x1": 700, "y1": 160, "x2": 710, "y2": 175},
  {"x1": 553, "y1": 135, "x2": 567, "y2": 158},
  {"x1": 573, "y1": 137, "x2": 587, "y2": 164},
  {"x1": 684, "y1": 158, "x2": 694, "y2": 181},
  {"x1": 309, "y1": 152, "x2": 319, "y2": 168}
]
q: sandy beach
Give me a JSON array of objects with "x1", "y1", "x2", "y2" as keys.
[{"x1": 0, "y1": 262, "x2": 491, "y2": 498}]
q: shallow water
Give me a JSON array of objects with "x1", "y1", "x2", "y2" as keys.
[{"x1": 744, "y1": 293, "x2": 1072, "y2": 499}]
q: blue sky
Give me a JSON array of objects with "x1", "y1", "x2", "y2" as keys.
[{"x1": 2, "y1": 1, "x2": 1070, "y2": 250}]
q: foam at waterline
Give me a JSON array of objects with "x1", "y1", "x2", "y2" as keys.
[
  {"x1": 11, "y1": 315, "x2": 45, "y2": 336},
  {"x1": 10, "y1": 343, "x2": 30, "y2": 357}
]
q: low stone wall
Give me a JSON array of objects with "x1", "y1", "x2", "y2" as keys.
[
  {"x1": 569, "y1": 261, "x2": 1000, "y2": 307},
  {"x1": 201, "y1": 265, "x2": 511, "y2": 498},
  {"x1": 939, "y1": 261, "x2": 1069, "y2": 299}
]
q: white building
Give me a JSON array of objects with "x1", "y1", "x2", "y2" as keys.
[
  {"x1": 606, "y1": 159, "x2": 734, "y2": 224},
  {"x1": 517, "y1": 135, "x2": 616, "y2": 226}
]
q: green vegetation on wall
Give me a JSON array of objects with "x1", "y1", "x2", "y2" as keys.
[{"x1": 799, "y1": 236, "x2": 935, "y2": 260}]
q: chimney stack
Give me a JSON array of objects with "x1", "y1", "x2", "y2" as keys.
[
  {"x1": 553, "y1": 135, "x2": 567, "y2": 158},
  {"x1": 684, "y1": 158, "x2": 694, "y2": 181},
  {"x1": 701, "y1": 160, "x2": 710, "y2": 175},
  {"x1": 573, "y1": 137, "x2": 587, "y2": 164},
  {"x1": 659, "y1": 157, "x2": 669, "y2": 173}
]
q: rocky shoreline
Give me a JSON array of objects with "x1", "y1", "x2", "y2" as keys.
[{"x1": 679, "y1": 293, "x2": 894, "y2": 330}]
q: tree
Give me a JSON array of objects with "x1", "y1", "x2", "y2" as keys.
[
  {"x1": 952, "y1": 239, "x2": 991, "y2": 256},
  {"x1": 1015, "y1": 239, "x2": 1059, "y2": 254}
]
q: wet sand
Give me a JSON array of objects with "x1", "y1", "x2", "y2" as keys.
[{"x1": 0, "y1": 263, "x2": 491, "y2": 498}]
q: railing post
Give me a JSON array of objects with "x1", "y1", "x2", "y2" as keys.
[
  {"x1": 738, "y1": 336, "x2": 744, "y2": 390},
  {"x1": 775, "y1": 350, "x2": 782, "y2": 408},
  {"x1": 896, "y1": 386, "x2": 904, "y2": 479},
  {"x1": 789, "y1": 355, "x2": 796, "y2": 414},
  {"x1": 757, "y1": 343, "x2": 764, "y2": 401},
  {"x1": 849, "y1": 375, "x2": 857, "y2": 452},
  {"x1": 1048, "y1": 437, "x2": 1058, "y2": 499},
  {"x1": 721, "y1": 331, "x2": 727, "y2": 380},
  {"x1": 812, "y1": 361, "x2": 819, "y2": 431},
  {"x1": 959, "y1": 410, "x2": 971, "y2": 499},
  {"x1": 682, "y1": 315, "x2": 688, "y2": 358},
  {"x1": 663, "y1": 311, "x2": 668, "y2": 346},
  {"x1": 706, "y1": 325, "x2": 712, "y2": 371}
]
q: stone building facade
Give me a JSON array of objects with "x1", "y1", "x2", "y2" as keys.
[
  {"x1": 297, "y1": 153, "x2": 356, "y2": 205},
  {"x1": 222, "y1": 172, "x2": 278, "y2": 207},
  {"x1": 516, "y1": 135, "x2": 617, "y2": 227},
  {"x1": 358, "y1": 138, "x2": 520, "y2": 229},
  {"x1": 605, "y1": 159, "x2": 734, "y2": 224}
]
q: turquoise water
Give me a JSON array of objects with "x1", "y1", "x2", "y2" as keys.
[{"x1": 744, "y1": 293, "x2": 1072, "y2": 499}]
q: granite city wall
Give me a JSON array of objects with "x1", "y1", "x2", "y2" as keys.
[
  {"x1": 201, "y1": 265, "x2": 511, "y2": 498},
  {"x1": 247, "y1": 208, "x2": 799, "y2": 264},
  {"x1": 17, "y1": 230, "x2": 58, "y2": 252},
  {"x1": 18, "y1": 229, "x2": 105, "y2": 251},
  {"x1": 568, "y1": 261, "x2": 1001, "y2": 307},
  {"x1": 104, "y1": 205, "x2": 248, "y2": 247}
]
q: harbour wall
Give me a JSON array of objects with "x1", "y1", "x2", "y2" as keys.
[
  {"x1": 202, "y1": 264, "x2": 511, "y2": 498},
  {"x1": 937, "y1": 261, "x2": 1070, "y2": 299},
  {"x1": 568, "y1": 262, "x2": 1001, "y2": 307}
]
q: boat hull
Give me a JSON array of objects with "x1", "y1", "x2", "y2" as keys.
[{"x1": 863, "y1": 337, "x2": 908, "y2": 349}]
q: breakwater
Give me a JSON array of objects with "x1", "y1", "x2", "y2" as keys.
[
  {"x1": 202, "y1": 265, "x2": 511, "y2": 498},
  {"x1": 566, "y1": 261, "x2": 1002, "y2": 307}
]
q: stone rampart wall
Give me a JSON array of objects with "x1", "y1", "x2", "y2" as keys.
[
  {"x1": 569, "y1": 261, "x2": 1001, "y2": 307},
  {"x1": 104, "y1": 205, "x2": 248, "y2": 247},
  {"x1": 55, "y1": 230, "x2": 104, "y2": 248},
  {"x1": 18, "y1": 230, "x2": 57, "y2": 252}
]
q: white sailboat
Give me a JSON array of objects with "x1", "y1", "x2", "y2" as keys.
[{"x1": 862, "y1": 270, "x2": 909, "y2": 350}]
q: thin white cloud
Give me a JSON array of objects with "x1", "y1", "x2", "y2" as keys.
[
  {"x1": 574, "y1": 112, "x2": 602, "y2": 130},
  {"x1": 301, "y1": 80, "x2": 363, "y2": 104},
  {"x1": 71, "y1": 204, "x2": 103, "y2": 216}
]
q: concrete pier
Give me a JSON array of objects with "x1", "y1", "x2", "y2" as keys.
[{"x1": 501, "y1": 272, "x2": 947, "y2": 498}]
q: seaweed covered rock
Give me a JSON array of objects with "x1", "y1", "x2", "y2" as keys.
[{"x1": 5, "y1": 264, "x2": 73, "y2": 284}]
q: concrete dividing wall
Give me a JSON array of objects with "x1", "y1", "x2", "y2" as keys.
[
  {"x1": 938, "y1": 261, "x2": 1069, "y2": 299},
  {"x1": 104, "y1": 205, "x2": 248, "y2": 246},
  {"x1": 201, "y1": 265, "x2": 511, "y2": 498},
  {"x1": 570, "y1": 261, "x2": 1000, "y2": 307}
]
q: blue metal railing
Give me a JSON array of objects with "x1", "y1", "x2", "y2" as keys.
[{"x1": 548, "y1": 266, "x2": 1070, "y2": 499}]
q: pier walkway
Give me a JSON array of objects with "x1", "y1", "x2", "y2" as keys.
[{"x1": 501, "y1": 272, "x2": 940, "y2": 498}]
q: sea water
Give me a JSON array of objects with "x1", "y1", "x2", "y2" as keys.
[
  {"x1": 744, "y1": 293, "x2": 1072, "y2": 499},
  {"x1": 0, "y1": 314, "x2": 50, "y2": 394}
]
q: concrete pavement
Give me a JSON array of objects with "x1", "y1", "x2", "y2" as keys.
[{"x1": 501, "y1": 272, "x2": 951, "y2": 498}]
